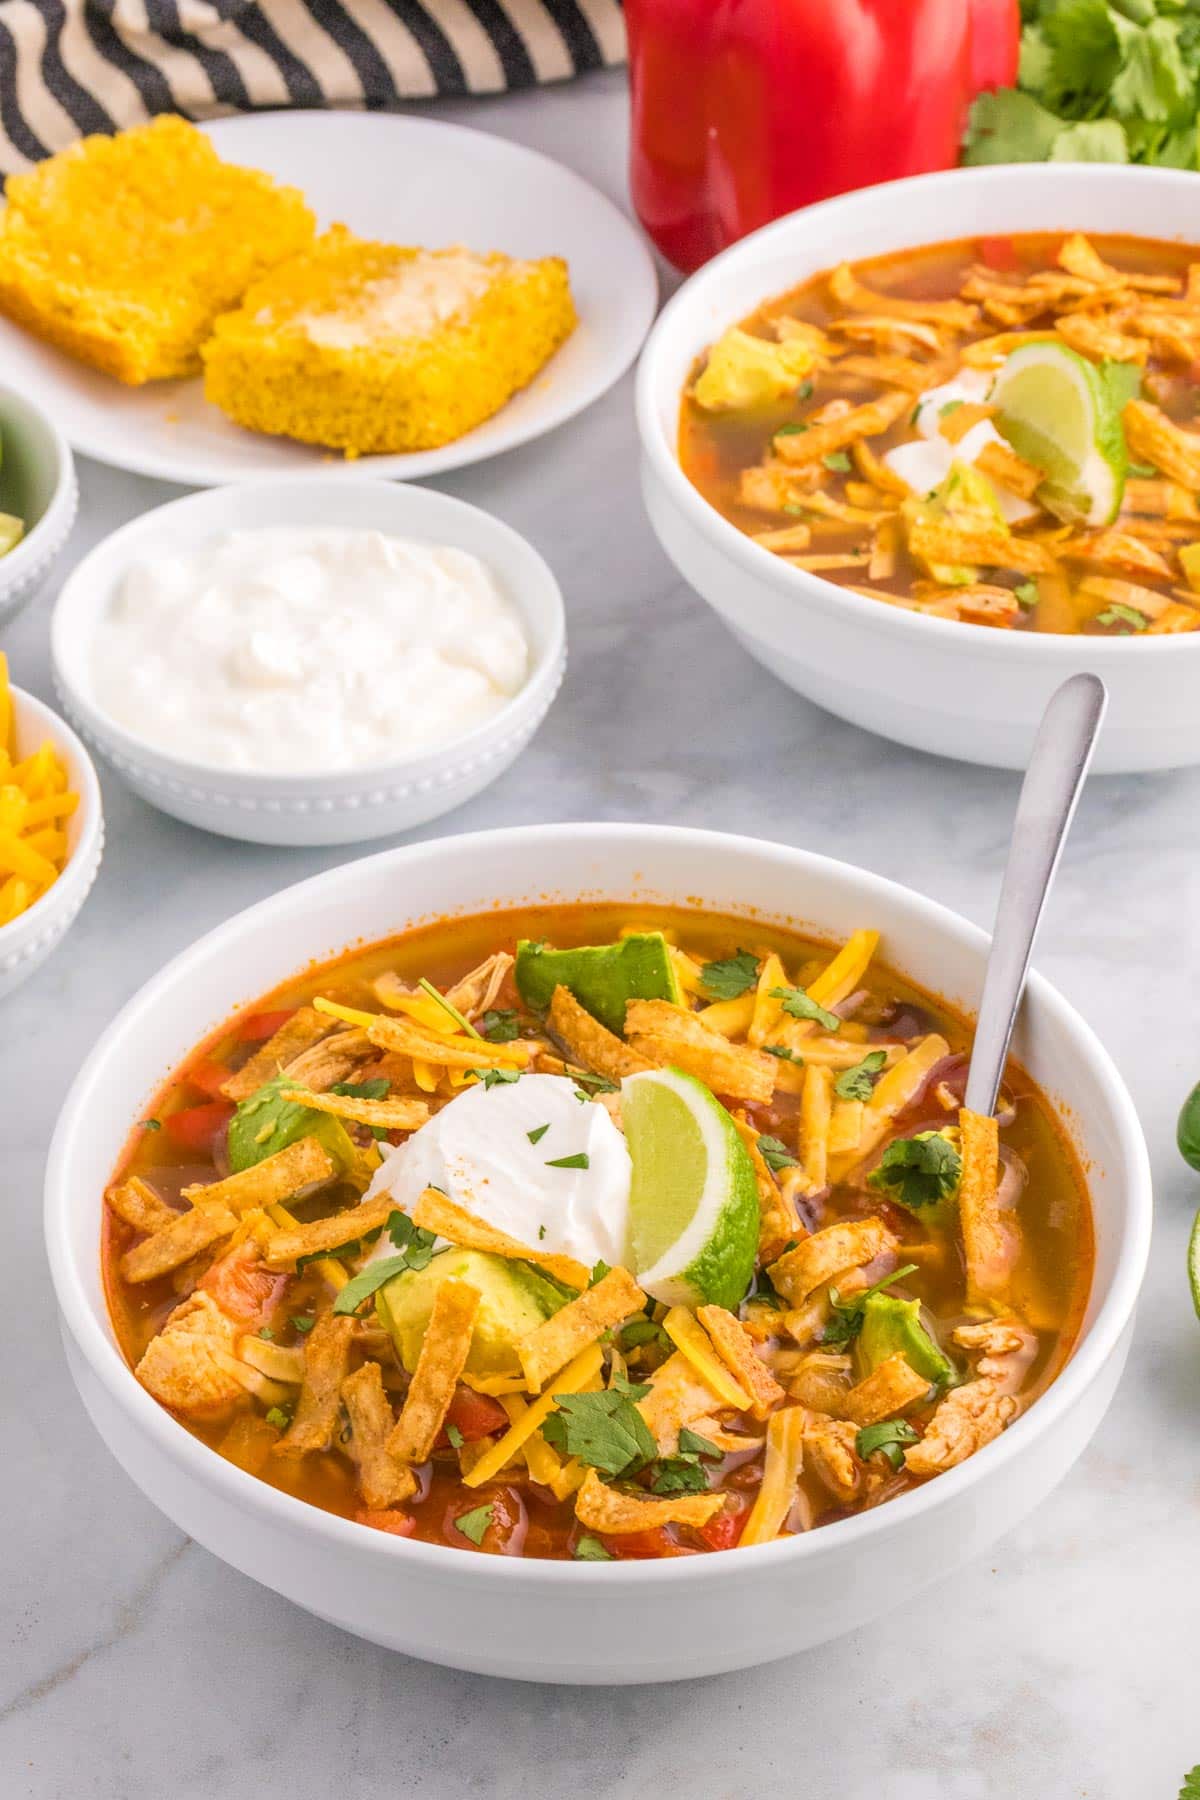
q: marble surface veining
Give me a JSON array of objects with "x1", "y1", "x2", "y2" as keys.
[{"x1": 3, "y1": 70, "x2": 1198, "y2": 1800}]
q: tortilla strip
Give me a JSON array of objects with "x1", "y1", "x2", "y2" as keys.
[
  {"x1": 958, "y1": 1108, "x2": 1020, "y2": 1309},
  {"x1": 1062, "y1": 532, "x2": 1172, "y2": 579},
  {"x1": 387, "y1": 1278, "x2": 481, "y2": 1464},
  {"x1": 1079, "y1": 574, "x2": 1171, "y2": 621},
  {"x1": 517, "y1": 1266, "x2": 645, "y2": 1390},
  {"x1": 626, "y1": 999, "x2": 775, "y2": 1104},
  {"x1": 636, "y1": 1350, "x2": 728, "y2": 1453},
  {"x1": 1124, "y1": 400, "x2": 1200, "y2": 489},
  {"x1": 411, "y1": 1187, "x2": 590, "y2": 1291},
  {"x1": 220, "y1": 1006, "x2": 332, "y2": 1101},
  {"x1": 905, "y1": 515, "x2": 1059, "y2": 575},
  {"x1": 975, "y1": 440, "x2": 1043, "y2": 500},
  {"x1": 959, "y1": 331, "x2": 1048, "y2": 367},
  {"x1": 753, "y1": 521, "x2": 812, "y2": 553},
  {"x1": 547, "y1": 985, "x2": 656, "y2": 1083},
  {"x1": 773, "y1": 389, "x2": 910, "y2": 468},
  {"x1": 829, "y1": 315, "x2": 943, "y2": 352},
  {"x1": 279, "y1": 1087, "x2": 430, "y2": 1132},
  {"x1": 852, "y1": 436, "x2": 910, "y2": 497},
  {"x1": 574, "y1": 1467, "x2": 724, "y2": 1534},
  {"x1": 106, "y1": 1175, "x2": 178, "y2": 1237},
  {"x1": 732, "y1": 1110, "x2": 800, "y2": 1262},
  {"x1": 1055, "y1": 313, "x2": 1148, "y2": 364},
  {"x1": 273, "y1": 1313, "x2": 356, "y2": 1456},
  {"x1": 954, "y1": 586, "x2": 1022, "y2": 626},
  {"x1": 833, "y1": 353, "x2": 945, "y2": 393},
  {"x1": 1147, "y1": 602, "x2": 1200, "y2": 634},
  {"x1": 340, "y1": 1361, "x2": 418, "y2": 1508},
  {"x1": 263, "y1": 1193, "x2": 397, "y2": 1270},
  {"x1": 119, "y1": 1201, "x2": 237, "y2": 1283},
  {"x1": 843, "y1": 1352, "x2": 931, "y2": 1426},
  {"x1": 313, "y1": 996, "x2": 529, "y2": 1070},
  {"x1": 1057, "y1": 232, "x2": 1180, "y2": 294},
  {"x1": 696, "y1": 1306, "x2": 785, "y2": 1421},
  {"x1": 183, "y1": 1137, "x2": 335, "y2": 1216},
  {"x1": 829, "y1": 262, "x2": 978, "y2": 330},
  {"x1": 739, "y1": 461, "x2": 823, "y2": 513},
  {"x1": 768, "y1": 1216, "x2": 895, "y2": 1308}
]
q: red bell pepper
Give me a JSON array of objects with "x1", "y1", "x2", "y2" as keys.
[{"x1": 625, "y1": 0, "x2": 1020, "y2": 273}]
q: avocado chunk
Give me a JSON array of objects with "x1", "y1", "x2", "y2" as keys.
[
  {"x1": 227, "y1": 1074, "x2": 359, "y2": 1175},
  {"x1": 376, "y1": 1248, "x2": 568, "y2": 1376},
  {"x1": 515, "y1": 932, "x2": 683, "y2": 1035},
  {"x1": 692, "y1": 327, "x2": 817, "y2": 412},
  {"x1": 857, "y1": 1292, "x2": 955, "y2": 1390}
]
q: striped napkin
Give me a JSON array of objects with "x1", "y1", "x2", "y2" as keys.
[{"x1": 0, "y1": 0, "x2": 626, "y2": 177}]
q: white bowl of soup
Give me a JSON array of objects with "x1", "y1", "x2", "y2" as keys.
[
  {"x1": 637, "y1": 164, "x2": 1200, "y2": 772},
  {"x1": 44, "y1": 824, "x2": 1149, "y2": 1682}
]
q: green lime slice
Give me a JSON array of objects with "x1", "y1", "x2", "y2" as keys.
[
  {"x1": 989, "y1": 339, "x2": 1127, "y2": 527},
  {"x1": 1189, "y1": 1207, "x2": 1200, "y2": 1323},
  {"x1": 621, "y1": 1065, "x2": 759, "y2": 1311}
]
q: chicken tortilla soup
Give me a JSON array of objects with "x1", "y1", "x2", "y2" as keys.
[
  {"x1": 679, "y1": 232, "x2": 1200, "y2": 636},
  {"x1": 104, "y1": 907, "x2": 1093, "y2": 1560}
]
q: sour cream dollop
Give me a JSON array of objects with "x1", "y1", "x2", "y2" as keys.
[
  {"x1": 365, "y1": 1074, "x2": 632, "y2": 1269},
  {"x1": 91, "y1": 527, "x2": 529, "y2": 772},
  {"x1": 883, "y1": 371, "x2": 1040, "y2": 525}
]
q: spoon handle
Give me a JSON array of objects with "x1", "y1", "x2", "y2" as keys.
[{"x1": 963, "y1": 672, "x2": 1108, "y2": 1119}]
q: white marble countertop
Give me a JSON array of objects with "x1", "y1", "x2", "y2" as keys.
[{"x1": 3, "y1": 70, "x2": 1198, "y2": 1800}]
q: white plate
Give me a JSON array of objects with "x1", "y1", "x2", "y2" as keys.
[{"x1": 0, "y1": 111, "x2": 658, "y2": 487}]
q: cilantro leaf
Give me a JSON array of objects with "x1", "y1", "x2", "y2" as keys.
[
  {"x1": 617, "y1": 1315, "x2": 671, "y2": 1352},
  {"x1": 567, "y1": 1068, "x2": 619, "y2": 1095},
  {"x1": 764, "y1": 1044, "x2": 804, "y2": 1066},
  {"x1": 290, "y1": 1313, "x2": 315, "y2": 1334},
  {"x1": 331, "y1": 1212, "x2": 441, "y2": 1314},
  {"x1": 480, "y1": 1008, "x2": 520, "y2": 1043},
  {"x1": 1013, "y1": 581, "x2": 1039, "y2": 609},
  {"x1": 546, "y1": 1152, "x2": 590, "y2": 1170},
  {"x1": 1096, "y1": 602, "x2": 1148, "y2": 631},
  {"x1": 527, "y1": 1123, "x2": 550, "y2": 1144},
  {"x1": 572, "y1": 1535, "x2": 613, "y2": 1561},
  {"x1": 699, "y1": 949, "x2": 760, "y2": 1000},
  {"x1": 770, "y1": 984, "x2": 841, "y2": 1032},
  {"x1": 470, "y1": 1066, "x2": 521, "y2": 1089},
  {"x1": 649, "y1": 1457, "x2": 711, "y2": 1495},
  {"x1": 821, "y1": 1262, "x2": 920, "y2": 1350},
  {"x1": 822, "y1": 451, "x2": 852, "y2": 473},
  {"x1": 1178, "y1": 1769, "x2": 1200, "y2": 1800},
  {"x1": 541, "y1": 1388, "x2": 657, "y2": 1476},
  {"x1": 330, "y1": 1077, "x2": 391, "y2": 1138},
  {"x1": 757, "y1": 1133, "x2": 799, "y2": 1173},
  {"x1": 455, "y1": 1503, "x2": 494, "y2": 1546},
  {"x1": 833, "y1": 1050, "x2": 887, "y2": 1102},
  {"x1": 963, "y1": 88, "x2": 1067, "y2": 164},
  {"x1": 446, "y1": 1422, "x2": 464, "y2": 1450},
  {"x1": 265, "y1": 1405, "x2": 292, "y2": 1431},
  {"x1": 678, "y1": 1428, "x2": 723, "y2": 1461},
  {"x1": 868, "y1": 1132, "x2": 962, "y2": 1210},
  {"x1": 856, "y1": 1419, "x2": 920, "y2": 1471}
]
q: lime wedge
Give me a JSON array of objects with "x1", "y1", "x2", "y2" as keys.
[
  {"x1": 621, "y1": 1065, "x2": 759, "y2": 1310},
  {"x1": 990, "y1": 339, "x2": 1127, "y2": 526},
  {"x1": 1189, "y1": 1207, "x2": 1200, "y2": 1323}
]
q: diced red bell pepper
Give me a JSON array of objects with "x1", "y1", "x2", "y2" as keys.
[
  {"x1": 164, "y1": 1099, "x2": 234, "y2": 1153},
  {"x1": 601, "y1": 1527, "x2": 696, "y2": 1560},
  {"x1": 356, "y1": 1509, "x2": 416, "y2": 1537},
  {"x1": 185, "y1": 1057, "x2": 233, "y2": 1100},
  {"x1": 237, "y1": 1009, "x2": 296, "y2": 1043},
  {"x1": 979, "y1": 236, "x2": 1020, "y2": 272},
  {"x1": 694, "y1": 1505, "x2": 745, "y2": 1552},
  {"x1": 441, "y1": 1384, "x2": 509, "y2": 1445}
]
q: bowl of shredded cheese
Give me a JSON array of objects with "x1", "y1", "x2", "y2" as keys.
[{"x1": 0, "y1": 657, "x2": 103, "y2": 1000}]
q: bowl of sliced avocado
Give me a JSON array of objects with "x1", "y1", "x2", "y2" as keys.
[{"x1": 0, "y1": 380, "x2": 76, "y2": 630}]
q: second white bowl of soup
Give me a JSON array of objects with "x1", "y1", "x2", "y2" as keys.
[{"x1": 637, "y1": 164, "x2": 1200, "y2": 773}]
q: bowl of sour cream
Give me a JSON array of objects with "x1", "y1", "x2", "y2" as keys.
[{"x1": 50, "y1": 477, "x2": 566, "y2": 846}]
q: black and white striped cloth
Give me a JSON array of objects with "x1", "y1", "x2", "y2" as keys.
[{"x1": 0, "y1": 0, "x2": 626, "y2": 176}]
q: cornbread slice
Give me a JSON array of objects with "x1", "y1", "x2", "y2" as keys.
[
  {"x1": 201, "y1": 225, "x2": 577, "y2": 455},
  {"x1": 0, "y1": 116, "x2": 315, "y2": 385}
]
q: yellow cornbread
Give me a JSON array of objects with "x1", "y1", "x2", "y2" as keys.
[
  {"x1": 201, "y1": 226, "x2": 577, "y2": 455},
  {"x1": 0, "y1": 116, "x2": 315, "y2": 385}
]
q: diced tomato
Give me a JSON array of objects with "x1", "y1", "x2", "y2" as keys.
[
  {"x1": 185, "y1": 1057, "x2": 233, "y2": 1100},
  {"x1": 163, "y1": 1099, "x2": 234, "y2": 1152},
  {"x1": 979, "y1": 235, "x2": 1019, "y2": 272},
  {"x1": 694, "y1": 1504, "x2": 745, "y2": 1552},
  {"x1": 200, "y1": 1243, "x2": 288, "y2": 1326},
  {"x1": 441, "y1": 1384, "x2": 508, "y2": 1444},
  {"x1": 356, "y1": 1509, "x2": 416, "y2": 1537},
  {"x1": 602, "y1": 1527, "x2": 696, "y2": 1560},
  {"x1": 237, "y1": 1009, "x2": 295, "y2": 1042}
]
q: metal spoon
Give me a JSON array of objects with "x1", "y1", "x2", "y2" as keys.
[{"x1": 963, "y1": 673, "x2": 1108, "y2": 1119}]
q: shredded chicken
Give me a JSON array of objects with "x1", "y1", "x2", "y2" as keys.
[
  {"x1": 135, "y1": 1291, "x2": 243, "y2": 1416},
  {"x1": 803, "y1": 1415, "x2": 864, "y2": 1504},
  {"x1": 904, "y1": 1378, "x2": 1017, "y2": 1477}
]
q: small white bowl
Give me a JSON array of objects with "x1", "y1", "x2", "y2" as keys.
[
  {"x1": 0, "y1": 381, "x2": 77, "y2": 630},
  {"x1": 0, "y1": 685, "x2": 103, "y2": 1000},
  {"x1": 44, "y1": 824, "x2": 1150, "y2": 1683},
  {"x1": 637, "y1": 164, "x2": 1200, "y2": 773},
  {"x1": 50, "y1": 477, "x2": 566, "y2": 847}
]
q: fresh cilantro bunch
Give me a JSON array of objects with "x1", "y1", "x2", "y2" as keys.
[
  {"x1": 868, "y1": 1132, "x2": 963, "y2": 1211},
  {"x1": 964, "y1": 0, "x2": 1200, "y2": 170},
  {"x1": 542, "y1": 1377, "x2": 723, "y2": 1493}
]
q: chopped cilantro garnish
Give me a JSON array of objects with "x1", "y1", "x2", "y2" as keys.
[
  {"x1": 546, "y1": 1152, "x2": 590, "y2": 1170},
  {"x1": 770, "y1": 984, "x2": 841, "y2": 1032},
  {"x1": 868, "y1": 1132, "x2": 962, "y2": 1209},
  {"x1": 538, "y1": 1224, "x2": 547, "y2": 1240},
  {"x1": 258, "y1": 1326, "x2": 274, "y2": 1340},
  {"x1": 796, "y1": 379, "x2": 814, "y2": 401},
  {"x1": 757, "y1": 1133, "x2": 799, "y2": 1173},
  {"x1": 572, "y1": 1535, "x2": 613, "y2": 1561},
  {"x1": 290, "y1": 1314, "x2": 315, "y2": 1334},
  {"x1": 821, "y1": 1263, "x2": 920, "y2": 1351},
  {"x1": 939, "y1": 399, "x2": 964, "y2": 417},
  {"x1": 470, "y1": 1066, "x2": 521, "y2": 1089},
  {"x1": 855, "y1": 1419, "x2": 920, "y2": 1471},
  {"x1": 1179, "y1": 1768, "x2": 1200, "y2": 1800},
  {"x1": 446, "y1": 1423, "x2": 465, "y2": 1450},
  {"x1": 699, "y1": 949, "x2": 760, "y2": 1000},
  {"x1": 678, "y1": 1427, "x2": 723, "y2": 1461},
  {"x1": 764, "y1": 1044, "x2": 804, "y2": 1066},
  {"x1": 542, "y1": 1384, "x2": 658, "y2": 1476},
  {"x1": 139, "y1": 1118, "x2": 162, "y2": 1131},
  {"x1": 1095, "y1": 602, "x2": 1148, "y2": 632},
  {"x1": 265, "y1": 1405, "x2": 292, "y2": 1431},
  {"x1": 589, "y1": 1259, "x2": 611, "y2": 1287},
  {"x1": 649, "y1": 1457, "x2": 711, "y2": 1495},
  {"x1": 480, "y1": 1008, "x2": 520, "y2": 1043},
  {"x1": 567, "y1": 1069, "x2": 618, "y2": 1095},
  {"x1": 331, "y1": 1212, "x2": 442, "y2": 1315},
  {"x1": 833, "y1": 1050, "x2": 887, "y2": 1102},
  {"x1": 618, "y1": 1316, "x2": 671, "y2": 1352},
  {"x1": 1013, "y1": 581, "x2": 1039, "y2": 610},
  {"x1": 527, "y1": 1123, "x2": 550, "y2": 1144},
  {"x1": 822, "y1": 451, "x2": 851, "y2": 473},
  {"x1": 330, "y1": 1077, "x2": 391, "y2": 1138},
  {"x1": 776, "y1": 422, "x2": 810, "y2": 437},
  {"x1": 455, "y1": 1503, "x2": 495, "y2": 1546}
]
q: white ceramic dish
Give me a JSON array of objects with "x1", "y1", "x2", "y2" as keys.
[
  {"x1": 44, "y1": 824, "x2": 1150, "y2": 1683},
  {"x1": 0, "y1": 685, "x2": 103, "y2": 1000},
  {"x1": 638, "y1": 164, "x2": 1200, "y2": 773},
  {"x1": 50, "y1": 476, "x2": 565, "y2": 847},
  {"x1": 0, "y1": 381, "x2": 77, "y2": 631},
  {"x1": 0, "y1": 112, "x2": 658, "y2": 488}
]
